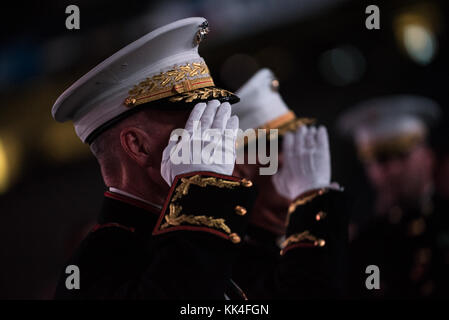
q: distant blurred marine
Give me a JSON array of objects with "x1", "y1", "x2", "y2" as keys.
[
  {"x1": 338, "y1": 95, "x2": 448, "y2": 298},
  {"x1": 231, "y1": 69, "x2": 347, "y2": 298},
  {"x1": 51, "y1": 17, "x2": 256, "y2": 299}
]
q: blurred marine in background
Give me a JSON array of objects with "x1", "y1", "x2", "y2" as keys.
[
  {"x1": 338, "y1": 95, "x2": 449, "y2": 298},
  {"x1": 231, "y1": 69, "x2": 348, "y2": 298}
]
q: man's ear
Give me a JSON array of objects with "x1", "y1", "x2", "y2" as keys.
[{"x1": 120, "y1": 127, "x2": 152, "y2": 167}]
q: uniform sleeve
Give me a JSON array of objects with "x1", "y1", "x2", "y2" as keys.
[
  {"x1": 146, "y1": 171, "x2": 256, "y2": 299},
  {"x1": 273, "y1": 188, "x2": 349, "y2": 298},
  {"x1": 54, "y1": 172, "x2": 256, "y2": 299}
]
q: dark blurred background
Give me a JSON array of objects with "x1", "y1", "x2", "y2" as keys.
[{"x1": 0, "y1": 0, "x2": 447, "y2": 299}]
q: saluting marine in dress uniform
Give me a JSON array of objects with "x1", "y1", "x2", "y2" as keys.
[
  {"x1": 230, "y1": 69, "x2": 348, "y2": 298},
  {"x1": 338, "y1": 95, "x2": 448, "y2": 298},
  {"x1": 51, "y1": 17, "x2": 256, "y2": 299}
]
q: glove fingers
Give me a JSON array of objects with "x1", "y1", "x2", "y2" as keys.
[
  {"x1": 221, "y1": 115, "x2": 239, "y2": 164},
  {"x1": 211, "y1": 102, "x2": 231, "y2": 131},
  {"x1": 200, "y1": 99, "x2": 220, "y2": 130},
  {"x1": 225, "y1": 114, "x2": 239, "y2": 131},
  {"x1": 283, "y1": 132, "x2": 295, "y2": 158},
  {"x1": 224, "y1": 115, "x2": 239, "y2": 148},
  {"x1": 316, "y1": 125, "x2": 329, "y2": 150},
  {"x1": 295, "y1": 125, "x2": 307, "y2": 155},
  {"x1": 280, "y1": 132, "x2": 295, "y2": 181},
  {"x1": 305, "y1": 126, "x2": 316, "y2": 149},
  {"x1": 184, "y1": 102, "x2": 206, "y2": 133}
]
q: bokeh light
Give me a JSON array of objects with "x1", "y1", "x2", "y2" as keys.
[
  {"x1": 318, "y1": 45, "x2": 366, "y2": 86},
  {"x1": 403, "y1": 24, "x2": 437, "y2": 65},
  {"x1": 0, "y1": 139, "x2": 8, "y2": 193},
  {"x1": 0, "y1": 134, "x2": 22, "y2": 194},
  {"x1": 394, "y1": 5, "x2": 441, "y2": 66}
]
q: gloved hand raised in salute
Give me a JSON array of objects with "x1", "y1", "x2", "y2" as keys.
[
  {"x1": 161, "y1": 99, "x2": 239, "y2": 186},
  {"x1": 272, "y1": 125, "x2": 341, "y2": 200}
]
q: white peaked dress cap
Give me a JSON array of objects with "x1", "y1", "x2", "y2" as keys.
[
  {"x1": 52, "y1": 17, "x2": 238, "y2": 144},
  {"x1": 337, "y1": 94, "x2": 440, "y2": 144},
  {"x1": 232, "y1": 68, "x2": 313, "y2": 135},
  {"x1": 337, "y1": 95, "x2": 440, "y2": 160}
]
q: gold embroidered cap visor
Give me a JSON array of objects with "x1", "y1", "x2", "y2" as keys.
[
  {"x1": 357, "y1": 131, "x2": 426, "y2": 163},
  {"x1": 51, "y1": 17, "x2": 238, "y2": 144}
]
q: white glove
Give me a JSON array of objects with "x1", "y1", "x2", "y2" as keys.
[
  {"x1": 272, "y1": 125, "x2": 340, "y2": 200},
  {"x1": 161, "y1": 100, "x2": 239, "y2": 186}
]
